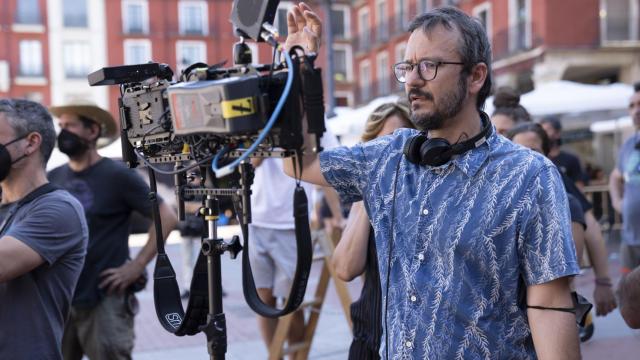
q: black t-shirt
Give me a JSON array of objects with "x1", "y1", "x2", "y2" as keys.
[
  {"x1": 48, "y1": 158, "x2": 154, "y2": 308},
  {"x1": 349, "y1": 227, "x2": 382, "y2": 355},
  {"x1": 551, "y1": 151, "x2": 587, "y2": 185},
  {"x1": 561, "y1": 172, "x2": 593, "y2": 213}
]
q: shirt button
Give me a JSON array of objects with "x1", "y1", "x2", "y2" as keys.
[
  {"x1": 405, "y1": 341, "x2": 413, "y2": 348},
  {"x1": 410, "y1": 295, "x2": 417, "y2": 302},
  {"x1": 418, "y1": 253, "x2": 424, "y2": 261},
  {"x1": 422, "y1": 208, "x2": 429, "y2": 215}
]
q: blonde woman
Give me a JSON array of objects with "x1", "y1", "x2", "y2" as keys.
[{"x1": 332, "y1": 102, "x2": 414, "y2": 360}]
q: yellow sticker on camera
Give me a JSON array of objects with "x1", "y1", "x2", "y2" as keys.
[{"x1": 221, "y1": 97, "x2": 255, "y2": 119}]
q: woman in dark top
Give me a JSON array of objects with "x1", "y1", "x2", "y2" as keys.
[
  {"x1": 494, "y1": 111, "x2": 616, "y2": 320},
  {"x1": 332, "y1": 102, "x2": 414, "y2": 359}
]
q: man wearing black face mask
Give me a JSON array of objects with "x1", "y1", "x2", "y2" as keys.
[
  {"x1": 47, "y1": 100, "x2": 177, "y2": 360},
  {"x1": 0, "y1": 99, "x2": 88, "y2": 360}
]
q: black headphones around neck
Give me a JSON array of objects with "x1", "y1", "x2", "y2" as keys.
[{"x1": 403, "y1": 112, "x2": 493, "y2": 167}]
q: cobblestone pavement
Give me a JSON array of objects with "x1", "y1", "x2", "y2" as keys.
[{"x1": 130, "y1": 227, "x2": 640, "y2": 360}]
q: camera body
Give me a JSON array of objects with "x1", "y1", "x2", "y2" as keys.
[{"x1": 90, "y1": 54, "x2": 319, "y2": 168}]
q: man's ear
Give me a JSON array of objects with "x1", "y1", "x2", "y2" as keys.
[
  {"x1": 89, "y1": 123, "x2": 101, "y2": 143},
  {"x1": 468, "y1": 62, "x2": 488, "y2": 96},
  {"x1": 24, "y1": 132, "x2": 42, "y2": 156}
]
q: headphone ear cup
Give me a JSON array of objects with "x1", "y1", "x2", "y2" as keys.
[
  {"x1": 420, "y1": 138, "x2": 452, "y2": 167},
  {"x1": 403, "y1": 134, "x2": 428, "y2": 164}
]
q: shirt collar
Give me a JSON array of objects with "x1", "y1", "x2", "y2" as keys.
[{"x1": 450, "y1": 134, "x2": 492, "y2": 178}]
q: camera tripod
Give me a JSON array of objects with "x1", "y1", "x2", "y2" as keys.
[
  {"x1": 148, "y1": 165, "x2": 247, "y2": 360},
  {"x1": 148, "y1": 156, "x2": 312, "y2": 360}
]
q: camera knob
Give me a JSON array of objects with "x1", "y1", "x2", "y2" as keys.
[{"x1": 227, "y1": 235, "x2": 243, "y2": 259}]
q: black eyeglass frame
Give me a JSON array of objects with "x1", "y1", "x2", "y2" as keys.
[{"x1": 393, "y1": 59, "x2": 466, "y2": 83}]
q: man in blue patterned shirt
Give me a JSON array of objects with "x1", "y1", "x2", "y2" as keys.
[{"x1": 283, "y1": 3, "x2": 580, "y2": 359}]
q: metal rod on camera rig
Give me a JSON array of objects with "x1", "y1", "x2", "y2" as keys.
[{"x1": 201, "y1": 196, "x2": 227, "y2": 360}]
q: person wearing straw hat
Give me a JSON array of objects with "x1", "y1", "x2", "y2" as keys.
[{"x1": 48, "y1": 100, "x2": 177, "y2": 360}]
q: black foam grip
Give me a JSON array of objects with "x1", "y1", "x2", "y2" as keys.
[{"x1": 301, "y1": 66, "x2": 326, "y2": 135}]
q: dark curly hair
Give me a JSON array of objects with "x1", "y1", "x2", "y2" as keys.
[
  {"x1": 492, "y1": 87, "x2": 531, "y2": 124},
  {"x1": 505, "y1": 122, "x2": 550, "y2": 156}
]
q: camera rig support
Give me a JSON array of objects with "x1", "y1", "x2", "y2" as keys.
[{"x1": 88, "y1": 1, "x2": 326, "y2": 358}]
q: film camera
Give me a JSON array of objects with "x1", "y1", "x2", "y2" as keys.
[{"x1": 88, "y1": 1, "x2": 324, "y2": 359}]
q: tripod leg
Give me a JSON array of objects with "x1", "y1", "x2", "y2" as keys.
[{"x1": 200, "y1": 196, "x2": 228, "y2": 360}]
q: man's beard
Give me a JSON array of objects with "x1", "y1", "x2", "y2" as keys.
[{"x1": 408, "y1": 76, "x2": 467, "y2": 131}]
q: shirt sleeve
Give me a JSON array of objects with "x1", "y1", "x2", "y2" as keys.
[
  {"x1": 7, "y1": 195, "x2": 86, "y2": 266},
  {"x1": 319, "y1": 144, "x2": 369, "y2": 204},
  {"x1": 118, "y1": 167, "x2": 157, "y2": 218},
  {"x1": 517, "y1": 164, "x2": 580, "y2": 286}
]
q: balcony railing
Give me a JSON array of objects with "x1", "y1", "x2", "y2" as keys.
[
  {"x1": 491, "y1": 23, "x2": 542, "y2": 61},
  {"x1": 356, "y1": 77, "x2": 403, "y2": 104},
  {"x1": 354, "y1": 32, "x2": 372, "y2": 52}
]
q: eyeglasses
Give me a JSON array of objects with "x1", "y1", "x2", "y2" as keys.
[{"x1": 393, "y1": 59, "x2": 465, "y2": 83}]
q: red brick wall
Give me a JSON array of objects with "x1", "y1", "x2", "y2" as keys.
[{"x1": 0, "y1": 0, "x2": 51, "y2": 104}]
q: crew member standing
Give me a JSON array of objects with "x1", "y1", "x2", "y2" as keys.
[{"x1": 48, "y1": 100, "x2": 177, "y2": 360}]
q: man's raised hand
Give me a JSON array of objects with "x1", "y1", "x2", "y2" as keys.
[{"x1": 284, "y1": 2, "x2": 322, "y2": 53}]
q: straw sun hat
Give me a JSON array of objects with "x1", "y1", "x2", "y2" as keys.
[{"x1": 49, "y1": 100, "x2": 119, "y2": 148}]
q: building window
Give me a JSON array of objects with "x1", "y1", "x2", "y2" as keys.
[
  {"x1": 331, "y1": 6, "x2": 350, "y2": 39},
  {"x1": 602, "y1": 0, "x2": 640, "y2": 42},
  {"x1": 19, "y1": 40, "x2": 43, "y2": 77},
  {"x1": 418, "y1": 0, "x2": 431, "y2": 15},
  {"x1": 63, "y1": 0, "x2": 88, "y2": 28},
  {"x1": 0, "y1": 61, "x2": 9, "y2": 92},
  {"x1": 377, "y1": 52, "x2": 390, "y2": 96},
  {"x1": 124, "y1": 40, "x2": 152, "y2": 65},
  {"x1": 360, "y1": 61, "x2": 371, "y2": 102},
  {"x1": 275, "y1": 2, "x2": 294, "y2": 38},
  {"x1": 395, "y1": 0, "x2": 408, "y2": 32},
  {"x1": 333, "y1": 44, "x2": 353, "y2": 82},
  {"x1": 15, "y1": 0, "x2": 41, "y2": 24},
  {"x1": 63, "y1": 42, "x2": 90, "y2": 78},
  {"x1": 25, "y1": 92, "x2": 44, "y2": 103},
  {"x1": 358, "y1": 8, "x2": 370, "y2": 51},
  {"x1": 334, "y1": 49, "x2": 347, "y2": 82},
  {"x1": 335, "y1": 91, "x2": 353, "y2": 107},
  {"x1": 376, "y1": 0, "x2": 388, "y2": 42},
  {"x1": 123, "y1": 0, "x2": 149, "y2": 34},
  {"x1": 176, "y1": 41, "x2": 207, "y2": 74},
  {"x1": 509, "y1": 0, "x2": 531, "y2": 51},
  {"x1": 179, "y1": 1, "x2": 208, "y2": 36},
  {"x1": 473, "y1": 2, "x2": 492, "y2": 43},
  {"x1": 395, "y1": 42, "x2": 406, "y2": 90}
]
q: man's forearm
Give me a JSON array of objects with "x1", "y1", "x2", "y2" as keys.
[
  {"x1": 527, "y1": 278, "x2": 580, "y2": 360},
  {"x1": 528, "y1": 308, "x2": 580, "y2": 360},
  {"x1": 136, "y1": 203, "x2": 178, "y2": 267},
  {"x1": 584, "y1": 211, "x2": 611, "y2": 279},
  {"x1": 609, "y1": 170, "x2": 624, "y2": 212},
  {"x1": 283, "y1": 132, "x2": 329, "y2": 186}
]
